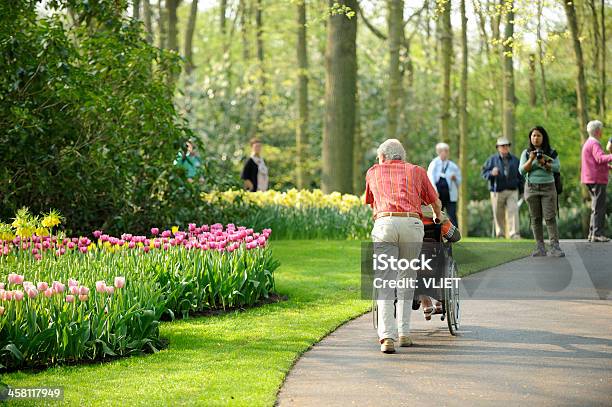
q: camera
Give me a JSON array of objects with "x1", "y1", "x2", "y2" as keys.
[{"x1": 535, "y1": 149, "x2": 543, "y2": 160}]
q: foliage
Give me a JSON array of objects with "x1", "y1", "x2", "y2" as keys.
[{"x1": 0, "y1": 1, "x2": 223, "y2": 236}]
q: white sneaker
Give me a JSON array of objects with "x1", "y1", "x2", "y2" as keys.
[
  {"x1": 380, "y1": 338, "x2": 395, "y2": 353},
  {"x1": 399, "y1": 336, "x2": 413, "y2": 347}
]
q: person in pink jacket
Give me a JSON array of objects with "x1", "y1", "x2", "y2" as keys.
[{"x1": 581, "y1": 120, "x2": 612, "y2": 242}]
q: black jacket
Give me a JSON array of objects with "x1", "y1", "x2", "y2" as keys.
[
  {"x1": 241, "y1": 157, "x2": 258, "y2": 192},
  {"x1": 481, "y1": 153, "x2": 523, "y2": 193}
]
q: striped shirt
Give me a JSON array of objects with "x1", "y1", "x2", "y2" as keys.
[{"x1": 365, "y1": 160, "x2": 439, "y2": 217}]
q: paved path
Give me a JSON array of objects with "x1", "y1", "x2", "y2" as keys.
[{"x1": 277, "y1": 241, "x2": 612, "y2": 406}]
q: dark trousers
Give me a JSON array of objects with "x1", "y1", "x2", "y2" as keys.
[
  {"x1": 586, "y1": 184, "x2": 608, "y2": 237},
  {"x1": 442, "y1": 201, "x2": 458, "y2": 226}
]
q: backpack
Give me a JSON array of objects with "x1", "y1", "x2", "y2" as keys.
[
  {"x1": 550, "y1": 150, "x2": 562, "y2": 195},
  {"x1": 435, "y1": 162, "x2": 451, "y2": 202}
]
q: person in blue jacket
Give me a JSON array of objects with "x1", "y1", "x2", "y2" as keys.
[{"x1": 481, "y1": 137, "x2": 524, "y2": 239}]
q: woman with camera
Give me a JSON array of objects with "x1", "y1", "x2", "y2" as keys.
[{"x1": 519, "y1": 126, "x2": 564, "y2": 257}]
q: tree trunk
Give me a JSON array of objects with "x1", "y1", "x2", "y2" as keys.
[
  {"x1": 158, "y1": 0, "x2": 167, "y2": 49},
  {"x1": 240, "y1": 0, "x2": 250, "y2": 61},
  {"x1": 133, "y1": 0, "x2": 141, "y2": 19},
  {"x1": 166, "y1": 0, "x2": 179, "y2": 52},
  {"x1": 458, "y1": 0, "x2": 469, "y2": 236},
  {"x1": 386, "y1": 0, "x2": 404, "y2": 140},
  {"x1": 296, "y1": 1, "x2": 309, "y2": 189},
  {"x1": 528, "y1": 53, "x2": 537, "y2": 107},
  {"x1": 143, "y1": 0, "x2": 153, "y2": 43},
  {"x1": 184, "y1": 0, "x2": 198, "y2": 76},
  {"x1": 353, "y1": 87, "x2": 364, "y2": 194},
  {"x1": 501, "y1": 0, "x2": 515, "y2": 144},
  {"x1": 254, "y1": 0, "x2": 265, "y2": 136},
  {"x1": 322, "y1": 0, "x2": 357, "y2": 194},
  {"x1": 438, "y1": 0, "x2": 452, "y2": 144},
  {"x1": 600, "y1": 0, "x2": 606, "y2": 119},
  {"x1": 562, "y1": 0, "x2": 588, "y2": 141},
  {"x1": 220, "y1": 0, "x2": 227, "y2": 34},
  {"x1": 536, "y1": 0, "x2": 548, "y2": 117}
]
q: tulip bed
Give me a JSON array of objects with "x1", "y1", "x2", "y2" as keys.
[
  {"x1": 0, "y1": 213, "x2": 278, "y2": 372},
  {"x1": 202, "y1": 189, "x2": 374, "y2": 240}
]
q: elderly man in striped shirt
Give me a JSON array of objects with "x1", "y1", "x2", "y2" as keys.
[{"x1": 365, "y1": 139, "x2": 442, "y2": 354}]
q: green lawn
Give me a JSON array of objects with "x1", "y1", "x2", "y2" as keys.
[{"x1": 2, "y1": 239, "x2": 532, "y2": 406}]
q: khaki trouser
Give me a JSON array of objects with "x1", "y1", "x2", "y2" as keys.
[
  {"x1": 524, "y1": 182, "x2": 559, "y2": 243},
  {"x1": 372, "y1": 217, "x2": 424, "y2": 341},
  {"x1": 490, "y1": 189, "x2": 520, "y2": 238}
]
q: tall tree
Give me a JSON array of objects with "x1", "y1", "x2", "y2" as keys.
[
  {"x1": 143, "y1": 0, "x2": 153, "y2": 43},
  {"x1": 239, "y1": 0, "x2": 250, "y2": 61},
  {"x1": 322, "y1": 0, "x2": 357, "y2": 194},
  {"x1": 438, "y1": 0, "x2": 452, "y2": 144},
  {"x1": 501, "y1": 0, "x2": 515, "y2": 143},
  {"x1": 166, "y1": 0, "x2": 180, "y2": 52},
  {"x1": 220, "y1": 0, "x2": 227, "y2": 34},
  {"x1": 536, "y1": 0, "x2": 548, "y2": 117},
  {"x1": 158, "y1": 0, "x2": 167, "y2": 49},
  {"x1": 254, "y1": 0, "x2": 265, "y2": 135},
  {"x1": 184, "y1": 0, "x2": 199, "y2": 76},
  {"x1": 562, "y1": 0, "x2": 588, "y2": 140},
  {"x1": 296, "y1": 0, "x2": 309, "y2": 189},
  {"x1": 458, "y1": 0, "x2": 469, "y2": 235},
  {"x1": 599, "y1": 0, "x2": 606, "y2": 119},
  {"x1": 528, "y1": 53, "x2": 536, "y2": 107},
  {"x1": 133, "y1": 0, "x2": 141, "y2": 19},
  {"x1": 386, "y1": 0, "x2": 404, "y2": 139}
]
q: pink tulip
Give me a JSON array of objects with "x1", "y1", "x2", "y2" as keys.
[
  {"x1": 162, "y1": 244, "x2": 169, "y2": 251},
  {"x1": 79, "y1": 246, "x2": 87, "y2": 254},
  {"x1": 78, "y1": 294, "x2": 88, "y2": 302},
  {"x1": 151, "y1": 227, "x2": 159, "y2": 236},
  {"x1": 0, "y1": 283, "x2": 4, "y2": 290},
  {"x1": 69, "y1": 286, "x2": 79, "y2": 295},
  {"x1": 188, "y1": 223, "x2": 196, "y2": 232},
  {"x1": 8, "y1": 273, "x2": 24, "y2": 285},
  {"x1": 66, "y1": 295, "x2": 75, "y2": 303},
  {"x1": 34, "y1": 253, "x2": 42, "y2": 261},
  {"x1": 14, "y1": 290, "x2": 24, "y2": 301},
  {"x1": 93, "y1": 230, "x2": 102, "y2": 238},
  {"x1": 128, "y1": 241, "x2": 136, "y2": 249},
  {"x1": 154, "y1": 240, "x2": 161, "y2": 249},
  {"x1": 95, "y1": 281, "x2": 106, "y2": 293},
  {"x1": 32, "y1": 248, "x2": 39, "y2": 255},
  {"x1": 4, "y1": 291, "x2": 13, "y2": 300},
  {"x1": 114, "y1": 276, "x2": 126, "y2": 289},
  {"x1": 79, "y1": 286, "x2": 90, "y2": 295},
  {"x1": 68, "y1": 278, "x2": 78, "y2": 287},
  {"x1": 44, "y1": 288, "x2": 54, "y2": 298},
  {"x1": 143, "y1": 246, "x2": 150, "y2": 253},
  {"x1": 0, "y1": 306, "x2": 4, "y2": 316},
  {"x1": 105, "y1": 286, "x2": 114, "y2": 295},
  {"x1": 37, "y1": 282, "x2": 49, "y2": 291},
  {"x1": 67, "y1": 242, "x2": 76, "y2": 249},
  {"x1": 26, "y1": 288, "x2": 38, "y2": 299},
  {"x1": 52, "y1": 281, "x2": 65, "y2": 293},
  {"x1": 161, "y1": 230, "x2": 171, "y2": 238}
]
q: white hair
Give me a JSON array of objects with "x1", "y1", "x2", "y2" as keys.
[
  {"x1": 435, "y1": 142, "x2": 450, "y2": 153},
  {"x1": 377, "y1": 139, "x2": 406, "y2": 161},
  {"x1": 587, "y1": 120, "x2": 603, "y2": 137}
]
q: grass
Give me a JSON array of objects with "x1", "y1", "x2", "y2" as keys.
[{"x1": 1, "y1": 238, "x2": 532, "y2": 406}]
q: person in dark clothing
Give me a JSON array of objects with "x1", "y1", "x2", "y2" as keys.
[
  {"x1": 481, "y1": 137, "x2": 524, "y2": 239},
  {"x1": 241, "y1": 138, "x2": 269, "y2": 192}
]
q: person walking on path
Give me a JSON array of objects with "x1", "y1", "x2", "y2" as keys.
[
  {"x1": 427, "y1": 142, "x2": 461, "y2": 226},
  {"x1": 241, "y1": 138, "x2": 269, "y2": 192},
  {"x1": 365, "y1": 139, "x2": 442, "y2": 354},
  {"x1": 581, "y1": 120, "x2": 612, "y2": 242},
  {"x1": 481, "y1": 137, "x2": 523, "y2": 239},
  {"x1": 519, "y1": 126, "x2": 564, "y2": 257}
]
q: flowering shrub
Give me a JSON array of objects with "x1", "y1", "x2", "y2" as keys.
[
  {"x1": 0, "y1": 210, "x2": 278, "y2": 371},
  {"x1": 202, "y1": 189, "x2": 373, "y2": 240}
]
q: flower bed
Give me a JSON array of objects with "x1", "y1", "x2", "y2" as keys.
[
  {"x1": 0, "y1": 210, "x2": 278, "y2": 371},
  {"x1": 202, "y1": 189, "x2": 373, "y2": 240}
]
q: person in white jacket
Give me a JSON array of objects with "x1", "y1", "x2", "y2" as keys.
[{"x1": 427, "y1": 142, "x2": 462, "y2": 226}]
